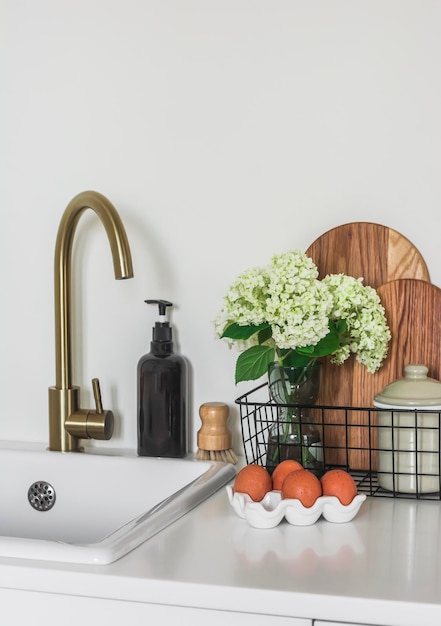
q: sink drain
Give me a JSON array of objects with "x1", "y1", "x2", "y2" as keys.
[{"x1": 28, "y1": 481, "x2": 56, "y2": 511}]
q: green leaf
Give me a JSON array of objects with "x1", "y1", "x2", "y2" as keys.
[
  {"x1": 295, "y1": 320, "x2": 342, "y2": 358},
  {"x1": 296, "y1": 335, "x2": 340, "y2": 358},
  {"x1": 335, "y1": 319, "x2": 348, "y2": 335},
  {"x1": 257, "y1": 325, "x2": 273, "y2": 344},
  {"x1": 222, "y1": 322, "x2": 269, "y2": 341},
  {"x1": 280, "y1": 350, "x2": 314, "y2": 368},
  {"x1": 235, "y1": 345, "x2": 276, "y2": 383}
]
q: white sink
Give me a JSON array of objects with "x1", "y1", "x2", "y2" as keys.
[{"x1": 0, "y1": 444, "x2": 236, "y2": 565}]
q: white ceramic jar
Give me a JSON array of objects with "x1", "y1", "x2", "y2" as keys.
[{"x1": 374, "y1": 364, "x2": 441, "y2": 494}]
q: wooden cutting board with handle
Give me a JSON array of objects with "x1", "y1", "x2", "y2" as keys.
[{"x1": 305, "y1": 222, "x2": 430, "y2": 469}]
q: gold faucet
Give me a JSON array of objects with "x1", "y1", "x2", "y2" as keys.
[{"x1": 48, "y1": 191, "x2": 134, "y2": 451}]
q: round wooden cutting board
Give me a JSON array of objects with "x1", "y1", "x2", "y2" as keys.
[
  {"x1": 305, "y1": 222, "x2": 430, "y2": 469},
  {"x1": 306, "y1": 221, "x2": 430, "y2": 285}
]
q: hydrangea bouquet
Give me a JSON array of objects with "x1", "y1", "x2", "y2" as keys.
[{"x1": 215, "y1": 250, "x2": 391, "y2": 384}]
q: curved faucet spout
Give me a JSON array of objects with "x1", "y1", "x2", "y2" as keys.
[
  {"x1": 49, "y1": 190, "x2": 134, "y2": 451},
  {"x1": 54, "y1": 190, "x2": 134, "y2": 389}
]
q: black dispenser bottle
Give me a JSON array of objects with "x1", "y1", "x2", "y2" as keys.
[{"x1": 137, "y1": 299, "x2": 188, "y2": 457}]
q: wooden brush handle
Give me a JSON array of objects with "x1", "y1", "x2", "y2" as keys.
[{"x1": 197, "y1": 402, "x2": 232, "y2": 451}]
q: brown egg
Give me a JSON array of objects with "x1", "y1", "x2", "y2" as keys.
[
  {"x1": 281, "y1": 469, "x2": 322, "y2": 507},
  {"x1": 233, "y1": 464, "x2": 272, "y2": 502},
  {"x1": 271, "y1": 459, "x2": 303, "y2": 491},
  {"x1": 320, "y1": 469, "x2": 358, "y2": 505}
]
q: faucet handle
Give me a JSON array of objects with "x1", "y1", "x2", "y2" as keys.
[
  {"x1": 87, "y1": 378, "x2": 114, "y2": 440},
  {"x1": 92, "y1": 378, "x2": 103, "y2": 413},
  {"x1": 64, "y1": 378, "x2": 115, "y2": 441}
]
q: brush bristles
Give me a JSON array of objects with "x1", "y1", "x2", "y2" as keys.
[{"x1": 196, "y1": 447, "x2": 237, "y2": 464}]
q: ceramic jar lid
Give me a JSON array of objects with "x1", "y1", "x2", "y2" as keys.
[{"x1": 374, "y1": 364, "x2": 441, "y2": 409}]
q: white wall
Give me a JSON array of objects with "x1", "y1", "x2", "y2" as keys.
[{"x1": 1, "y1": 0, "x2": 440, "y2": 453}]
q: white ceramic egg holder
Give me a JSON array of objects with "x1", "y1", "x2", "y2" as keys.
[{"x1": 226, "y1": 486, "x2": 366, "y2": 528}]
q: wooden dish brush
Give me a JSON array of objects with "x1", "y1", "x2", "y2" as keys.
[{"x1": 196, "y1": 402, "x2": 237, "y2": 464}]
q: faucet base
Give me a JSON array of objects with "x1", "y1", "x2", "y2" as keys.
[
  {"x1": 48, "y1": 384, "x2": 115, "y2": 451},
  {"x1": 48, "y1": 386, "x2": 81, "y2": 452}
]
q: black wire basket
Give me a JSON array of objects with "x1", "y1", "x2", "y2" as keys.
[{"x1": 236, "y1": 382, "x2": 441, "y2": 500}]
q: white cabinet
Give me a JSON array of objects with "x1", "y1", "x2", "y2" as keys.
[
  {"x1": 314, "y1": 619, "x2": 380, "y2": 626},
  {"x1": 0, "y1": 589, "x2": 312, "y2": 625}
]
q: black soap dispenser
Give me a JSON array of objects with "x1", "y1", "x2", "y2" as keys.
[{"x1": 137, "y1": 299, "x2": 188, "y2": 458}]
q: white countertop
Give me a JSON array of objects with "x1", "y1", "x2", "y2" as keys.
[{"x1": 1, "y1": 466, "x2": 441, "y2": 626}]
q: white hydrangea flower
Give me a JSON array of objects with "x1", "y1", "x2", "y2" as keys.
[
  {"x1": 214, "y1": 251, "x2": 391, "y2": 380},
  {"x1": 265, "y1": 251, "x2": 332, "y2": 349},
  {"x1": 323, "y1": 274, "x2": 391, "y2": 373},
  {"x1": 214, "y1": 266, "x2": 270, "y2": 344}
]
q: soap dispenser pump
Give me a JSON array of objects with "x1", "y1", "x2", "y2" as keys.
[{"x1": 137, "y1": 299, "x2": 188, "y2": 458}]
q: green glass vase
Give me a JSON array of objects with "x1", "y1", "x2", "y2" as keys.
[{"x1": 266, "y1": 362, "x2": 324, "y2": 477}]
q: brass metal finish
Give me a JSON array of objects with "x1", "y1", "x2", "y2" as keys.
[
  {"x1": 64, "y1": 378, "x2": 115, "y2": 440},
  {"x1": 48, "y1": 191, "x2": 134, "y2": 451}
]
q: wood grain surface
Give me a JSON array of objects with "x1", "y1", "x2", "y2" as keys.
[
  {"x1": 351, "y1": 279, "x2": 441, "y2": 469},
  {"x1": 305, "y1": 222, "x2": 430, "y2": 469},
  {"x1": 306, "y1": 222, "x2": 430, "y2": 284}
]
